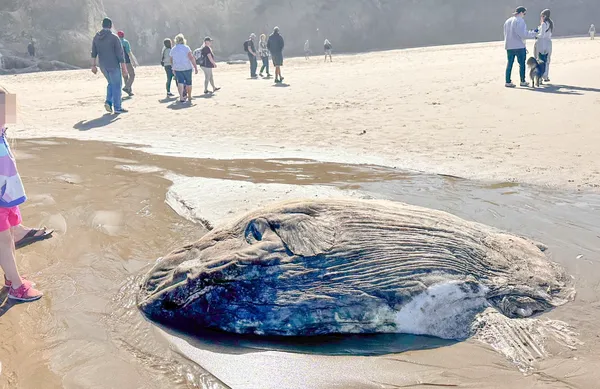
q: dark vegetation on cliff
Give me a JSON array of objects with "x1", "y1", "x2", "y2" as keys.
[{"x1": 1, "y1": 0, "x2": 598, "y2": 67}]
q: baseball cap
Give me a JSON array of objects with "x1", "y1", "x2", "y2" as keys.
[
  {"x1": 204, "y1": 36, "x2": 212, "y2": 42},
  {"x1": 117, "y1": 31, "x2": 125, "y2": 38}
]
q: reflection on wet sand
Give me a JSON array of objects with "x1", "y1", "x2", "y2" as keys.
[
  {"x1": 0, "y1": 138, "x2": 599, "y2": 389},
  {"x1": 0, "y1": 139, "x2": 217, "y2": 389}
]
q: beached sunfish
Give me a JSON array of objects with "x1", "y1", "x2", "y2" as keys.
[{"x1": 138, "y1": 199, "x2": 574, "y2": 343}]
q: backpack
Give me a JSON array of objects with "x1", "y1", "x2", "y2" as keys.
[
  {"x1": 193, "y1": 48, "x2": 205, "y2": 65},
  {"x1": 243, "y1": 40, "x2": 249, "y2": 52}
]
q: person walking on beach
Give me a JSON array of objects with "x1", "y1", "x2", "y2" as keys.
[
  {"x1": 197, "y1": 37, "x2": 220, "y2": 94},
  {"x1": 534, "y1": 9, "x2": 553, "y2": 82},
  {"x1": 304, "y1": 40, "x2": 310, "y2": 59},
  {"x1": 161, "y1": 38, "x2": 175, "y2": 97},
  {"x1": 91, "y1": 17, "x2": 129, "y2": 113},
  {"x1": 244, "y1": 33, "x2": 258, "y2": 78},
  {"x1": 0, "y1": 85, "x2": 44, "y2": 302},
  {"x1": 324, "y1": 39, "x2": 333, "y2": 62},
  {"x1": 170, "y1": 33, "x2": 197, "y2": 103},
  {"x1": 504, "y1": 6, "x2": 537, "y2": 88},
  {"x1": 590, "y1": 24, "x2": 596, "y2": 40},
  {"x1": 267, "y1": 26, "x2": 285, "y2": 84},
  {"x1": 118, "y1": 31, "x2": 139, "y2": 96},
  {"x1": 258, "y1": 34, "x2": 271, "y2": 77}
]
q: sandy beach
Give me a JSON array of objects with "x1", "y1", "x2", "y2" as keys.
[
  {"x1": 4, "y1": 37, "x2": 600, "y2": 190},
  {"x1": 0, "y1": 38, "x2": 600, "y2": 389}
]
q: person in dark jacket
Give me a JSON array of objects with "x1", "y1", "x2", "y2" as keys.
[
  {"x1": 91, "y1": 17, "x2": 129, "y2": 114},
  {"x1": 27, "y1": 40, "x2": 35, "y2": 58},
  {"x1": 267, "y1": 26, "x2": 285, "y2": 84},
  {"x1": 244, "y1": 33, "x2": 258, "y2": 78}
]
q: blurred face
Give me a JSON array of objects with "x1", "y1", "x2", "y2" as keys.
[
  {"x1": 205, "y1": 40, "x2": 212, "y2": 47},
  {"x1": 0, "y1": 90, "x2": 17, "y2": 128}
]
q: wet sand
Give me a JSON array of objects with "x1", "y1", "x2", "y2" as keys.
[
  {"x1": 0, "y1": 139, "x2": 214, "y2": 388},
  {"x1": 0, "y1": 138, "x2": 599, "y2": 389},
  {"x1": 3, "y1": 37, "x2": 600, "y2": 191}
]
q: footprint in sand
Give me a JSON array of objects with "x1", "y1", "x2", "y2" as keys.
[{"x1": 90, "y1": 211, "x2": 123, "y2": 236}]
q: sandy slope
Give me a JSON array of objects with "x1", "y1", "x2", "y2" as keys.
[{"x1": 3, "y1": 37, "x2": 600, "y2": 190}]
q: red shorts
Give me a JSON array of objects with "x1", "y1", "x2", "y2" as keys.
[{"x1": 0, "y1": 206, "x2": 22, "y2": 232}]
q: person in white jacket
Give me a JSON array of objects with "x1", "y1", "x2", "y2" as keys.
[
  {"x1": 534, "y1": 9, "x2": 553, "y2": 82},
  {"x1": 504, "y1": 6, "x2": 538, "y2": 87},
  {"x1": 590, "y1": 24, "x2": 596, "y2": 40}
]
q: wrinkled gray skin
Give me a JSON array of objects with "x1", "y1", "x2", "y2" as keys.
[{"x1": 138, "y1": 199, "x2": 573, "y2": 340}]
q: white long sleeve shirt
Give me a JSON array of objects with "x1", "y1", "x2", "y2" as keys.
[
  {"x1": 537, "y1": 21, "x2": 552, "y2": 40},
  {"x1": 536, "y1": 21, "x2": 553, "y2": 54},
  {"x1": 504, "y1": 15, "x2": 536, "y2": 50}
]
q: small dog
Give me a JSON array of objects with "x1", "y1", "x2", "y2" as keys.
[{"x1": 526, "y1": 57, "x2": 546, "y2": 88}]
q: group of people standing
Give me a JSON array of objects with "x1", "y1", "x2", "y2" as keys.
[
  {"x1": 157, "y1": 25, "x2": 287, "y2": 102},
  {"x1": 244, "y1": 27, "x2": 286, "y2": 83},
  {"x1": 504, "y1": 6, "x2": 553, "y2": 88},
  {"x1": 305, "y1": 39, "x2": 334, "y2": 62},
  {"x1": 91, "y1": 18, "x2": 335, "y2": 110},
  {"x1": 160, "y1": 34, "x2": 220, "y2": 103}
]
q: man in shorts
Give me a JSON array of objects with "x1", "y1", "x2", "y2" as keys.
[{"x1": 267, "y1": 26, "x2": 285, "y2": 84}]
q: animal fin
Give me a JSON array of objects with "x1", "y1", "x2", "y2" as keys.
[
  {"x1": 471, "y1": 308, "x2": 582, "y2": 371},
  {"x1": 269, "y1": 212, "x2": 336, "y2": 256}
]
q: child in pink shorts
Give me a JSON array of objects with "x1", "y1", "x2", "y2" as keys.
[{"x1": 1, "y1": 86, "x2": 43, "y2": 302}]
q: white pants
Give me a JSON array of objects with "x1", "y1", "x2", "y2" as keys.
[
  {"x1": 592, "y1": 32, "x2": 596, "y2": 40},
  {"x1": 534, "y1": 39, "x2": 552, "y2": 79},
  {"x1": 201, "y1": 67, "x2": 215, "y2": 91}
]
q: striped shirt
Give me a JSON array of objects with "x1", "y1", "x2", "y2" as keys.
[{"x1": 0, "y1": 127, "x2": 26, "y2": 207}]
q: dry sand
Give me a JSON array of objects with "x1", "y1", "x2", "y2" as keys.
[
  {"x1": 1, "y1": 38, "x2": 600, "y2": 389},
  {"x1": 3, "y1": 37, "x2": 600, "y2": 191}
]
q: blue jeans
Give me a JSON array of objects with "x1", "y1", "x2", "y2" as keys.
[
  {"x1": 260, "y1": 56, "x2": 270, "y2": 75},
  {"x1": 248, "y1": 54, "x2": 258, "y2": 77},
  {"x1": 101, "y1": 67, "x2": 123, "y2": 110},
  {"x1": 506, "y1": 48, "x2": 526, "y2": 84}
]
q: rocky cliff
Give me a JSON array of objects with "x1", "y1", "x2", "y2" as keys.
[
  {"x1": 2, "y1": 0, "x2": 599, "y2": 67},
  {"x1": 0, "y1": 0, "x2": 104, "y2": 68},
  {"x1": 103, "y1": 0, "x2": 600, "y2": 64}
]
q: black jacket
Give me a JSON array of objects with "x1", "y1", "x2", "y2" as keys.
[{"x1": 267, "y1": 32, "x2": 284, "y2": 53}]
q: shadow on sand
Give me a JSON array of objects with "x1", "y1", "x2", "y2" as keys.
[
  {"x1": 167, "y1": 101, "x2": 196, "y2": 110},
  {"x1": 159, "y1": 97, "x2": 178, "y2": 103},
  {"x1": 0, "y1": 289, "x2": 20, "y2": 318},
  {"x1": 272, "y1": 83, "x2": 290, "y2": 88},
  {"x1": 522, "y1": 83, "x2": 600, "y2": 95},
  {"x1": 73, "y1": 114, "x2": 120, "y2": 131},
  {"x1": 155, "y1": 322, "x2": 456, "y2": 357}
]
